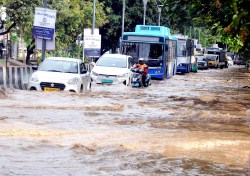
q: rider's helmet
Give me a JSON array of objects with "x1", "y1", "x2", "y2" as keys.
[{"x1": 139, "y1": 58, "x2": 144, "y2": 65}]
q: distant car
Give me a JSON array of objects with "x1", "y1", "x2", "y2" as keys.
[
  {"x1": 28, "y1": 57, "x2": 91, "y2": 93},
  {"x1": 91, "y1": 54, "x2": 133, "y2": 85},
  {"x1": 227, "y1": 56, "x2": 234, "y2": 66},
  {"x1": 206, "y1": 54, "x2": 219, "y2": 68},
  {"x1": 238, "y1": 59, "x2": 246, "y2": 65},
  {"x1": 196, "y1": 55, "x2": 208, "y2": 69}
]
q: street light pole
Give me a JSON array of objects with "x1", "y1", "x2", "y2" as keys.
[
  {"x1": 92, "y1": 0, "x2": 96, "y2": 35},
  {"x1": 157, "y1": 5, "x2": 163, "y2": 26},
  {"x1": 143, "y1": 0, "x2": 147, "y2": 25},
  {"x1": 41, "y1": 0, "x2": 47, "y2": 61},
  {"x1": 198, "y1": 28, "x2": 201, "y2": 43},
  {"x1": 122, "y1": 0, "x2": 125, "y2": 36},
  {"x1": 120, "y1": 0, "x2": 126, "y2": 53}
]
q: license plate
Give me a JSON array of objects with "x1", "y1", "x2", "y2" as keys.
[
  {"x1": 101, "y1": 79, "x2": 113, "y2": 84},
  {"x1": 44, "y1": 87, "x2": 60, "y2": 91}
]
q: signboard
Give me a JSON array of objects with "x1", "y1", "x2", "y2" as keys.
[
  {"x1": 84, "y1": 34, "x2": 101, "y2": 58},
  {"x1": 35, "y1": 35, "x2": 55, "y2": 50},
  {"x1": 126, "y1": 36, "x2": 160, "y2": 42},
  {"x1": 32, "y1": 7, "x2": 57, "y2": 40},
  {"x1": 84, "y1": 35, "x2": 101, "y2": 49},
  {"x1": 84, "y1": 49, "x2": 101, "y2": 58},
  {"x1": 84, "y1": 28, "x2": 99, "y2": 35}
]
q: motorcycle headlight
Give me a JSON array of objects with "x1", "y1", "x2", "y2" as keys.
[
  {"x1": 118, "y1": 73, "x2": 128, "y2": 78},
  {"x1": 91, "y1": 71, "x2": 99, "y2": 76},
  {"x1": 68, "y1": 77, "x2": 78, "y2": 85},
  {"x1": 30, "y1": 74, "x2": 39, "y2": 82}
]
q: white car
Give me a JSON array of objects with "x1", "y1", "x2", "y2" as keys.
[
  {"x1": 28, "y1": 57, "x2": 91, "y2": 93},
  {"x1": 227, "y1": 56, "x2": 234, "y2": 66},
  {"x1": 91, "y1": 54, "x2": 133, "y2": 85}
]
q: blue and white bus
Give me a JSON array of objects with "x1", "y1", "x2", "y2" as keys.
[
  {"x1": 173, "y1": 34, "x2": 195, "y2": 74},
  {"x1": 121, "y1": 25, "x2": 177, "y2": 79}
]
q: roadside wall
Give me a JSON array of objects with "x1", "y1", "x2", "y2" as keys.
[{"x1": 0, "y1": 66, "x2": 33, "y2": 90}]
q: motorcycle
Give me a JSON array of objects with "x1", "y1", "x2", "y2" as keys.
[{"x1": 130, "y1": 68, "x2": 151, "y2": 87}]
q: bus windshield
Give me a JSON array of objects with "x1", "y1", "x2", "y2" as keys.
[
  {"x1": 206, "y1": 55, "x2": 218, "y2": 61},
  {"x1": 122, "y1": 42, "x2": 163, "y2": 67}
]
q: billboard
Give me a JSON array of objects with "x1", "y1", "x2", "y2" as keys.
[
  {"x1": 32, "y1": 7, "x2": 57, "y2": 40},
  {"x1": 84, "y1": 29, "x2": 101, "y2": 58}
]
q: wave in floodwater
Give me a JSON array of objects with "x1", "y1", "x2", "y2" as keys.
[{"x1": 0, "y1": 66, "x2": 249, "y2": 175}]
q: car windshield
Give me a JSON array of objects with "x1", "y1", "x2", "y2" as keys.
[
  {"x1": 196, "y1": 56, "x2": 206, "y2": 61},
  {"x1": 206, "y1": 55, "x2": 217, "y2": 61},
  {"x1": 96, "y1": 57, "x2": 127, "y2": 68},
  {"x1": 39, "y1": 59, "x2": 78, "y2": 74}
]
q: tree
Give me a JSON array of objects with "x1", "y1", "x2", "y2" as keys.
[
  {"x1": 1, "y1": 0, "x2": 108, "y2": 64},
  {"x1": 163, "y1": 0, "x2": 250, "y2": 54},
  {"x1": 100, "y1": 0, "x2": 159, "y2": 53}
]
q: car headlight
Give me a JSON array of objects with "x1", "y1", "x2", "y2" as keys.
[
  {"x1": 118, "y1": 73, "x2": 128, "y2": 78},
  {"x1": 68, "y1": 77, "x2": 79, "y2": 85},
  {"x1": 91, "y1": 71, "x2": 99, "y2": 76},
  {"x1": 30, "y1": 74, "x2": 39, "y2": 82}
]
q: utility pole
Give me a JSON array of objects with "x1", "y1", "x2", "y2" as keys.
[
  {"x1": 41, "y1": 0, "x2": 47, "y2": 61},
  {"x1": 198, "y1": 28, "x2": 200, "y2": 43},
  {"x1": 143, "y1": 0, "x2": 147, "y2": 25},
  {"x1": 157, "y1": 5, "x2": 163, "y2": 26},
  {"x1": 92, "y1": 0, "x2": 96, "y2": 35},
  {"x1": 122, "y1": 0, "x2": 125, "y2": 36},
  {"x1": 120, "y1": 0, "x2": 125, "y2": 53},
  {"x1": 189, "y1": 26, "x2": 191, "y2": 38}
]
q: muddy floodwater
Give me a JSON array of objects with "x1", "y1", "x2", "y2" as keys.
[{"x1": 0, "y1": 66, "x2": 250, "y2": 175}]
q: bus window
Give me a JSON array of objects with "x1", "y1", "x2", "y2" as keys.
[
  {"x1": 177, "y1": 40, "x2": 186, "y2": 57},
  {"x1": 122, "y1": 43, "x2": 138, "y2": 59},
  {"x1": 148, "y1": 44, "x2": 163, "y2": 59},
  {"x1": 139, "y1": 43, "x2": 163, "y2": 67}
]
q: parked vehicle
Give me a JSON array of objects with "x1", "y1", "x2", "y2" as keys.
[
  {"x1": 196, "y1": 55, "x2": 208, "y2": 69},
  {"x1": 205, "y1": 47, "x2": 226, "y2": 69},
  {"x1": 206, "y1": 54, "x2": 220, "y2": 68},
  {"x1": 28, "y1": 57, "x2": 91, "y2": 93},
  {"x1": 130, "y1": 68, "x2": 151, "y2": 87},
  {"x1": 90, "y1": 54, "x2": 132, "y2": 85},
  {"x1": 236, "y1": 58, "x2": 246, "y2": 65},
  {"x1": 173, "y1": 34, "x2": 196, "y2": 74},
  {"x1": 227, "y1": 56, "x2": 234, "y2": 66}
]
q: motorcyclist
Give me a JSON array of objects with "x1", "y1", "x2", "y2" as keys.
[{"x1": 133, "y1": 58, "x2": 149, "y2": 86}]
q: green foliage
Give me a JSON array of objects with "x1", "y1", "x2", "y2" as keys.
[
  {"x1": 163, "y1": 0, "x2": 249, "y2": 53},
  {"x1": 100, "y1": 0, "x2": 159, "y2": 53},
  {"x1": 2, "y1": 0, "x2": 108, "y2": 57}
]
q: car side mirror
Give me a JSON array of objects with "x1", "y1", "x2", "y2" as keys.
[{"x1": 32, "y1": 66, "x2": 38, "y2": 71}]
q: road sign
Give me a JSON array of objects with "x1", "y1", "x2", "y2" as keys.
[{"x1": 84, "y1": 35, "x2": 101, "y2": 58}]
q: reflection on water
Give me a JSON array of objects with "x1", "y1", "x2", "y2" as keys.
[{"x1": 0, "y1": 66, "x2": 249, "y2": 175}]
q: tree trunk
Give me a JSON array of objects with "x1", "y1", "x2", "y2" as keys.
[{"x1": 26, "y1": 40, "x2": 35, "y2": 65}]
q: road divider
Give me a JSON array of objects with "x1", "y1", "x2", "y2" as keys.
[{"x1": 0, "y1": 66, "x2": 33, "y2": 90}]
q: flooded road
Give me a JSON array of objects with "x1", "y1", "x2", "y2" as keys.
[{"x1": 0, "y1": 66, "x2": 250, "y2": 175}]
